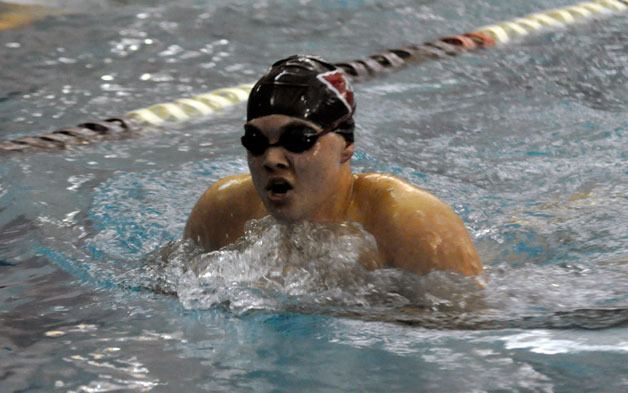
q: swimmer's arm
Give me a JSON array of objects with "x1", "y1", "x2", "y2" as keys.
[
  {"x1": 365, "y1": 177, "x2": 482, "y2": 276},
  {"x1": 183, "y1": 174, "x2": 263, "y2": 251}
]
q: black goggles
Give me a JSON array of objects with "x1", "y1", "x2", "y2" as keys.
[{"x1": 241, "y1": 123, "x2": 334, "y2": 156}]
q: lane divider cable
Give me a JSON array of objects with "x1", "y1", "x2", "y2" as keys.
[{"x1": 1, "y1": 0, "x2": 625, "y2": 153}]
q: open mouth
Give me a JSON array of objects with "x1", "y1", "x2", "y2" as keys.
[{"x1": 266, "y1": 178, "x2": 294, "y2": 196}]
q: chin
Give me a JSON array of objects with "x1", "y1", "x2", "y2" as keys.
[
  {"x1": 268, "y1": 202, "x2": 317, "y2": 224},
  {"x1": 269, "y1": 212, "x2": 301, "y2": 224},
  {"x1": 265, "y1": 203, "x2": 300, "y2": 223}
]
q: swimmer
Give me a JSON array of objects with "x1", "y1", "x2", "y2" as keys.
[{"x1": 184, "y1": 55, "x2": 482, "y2": 276}]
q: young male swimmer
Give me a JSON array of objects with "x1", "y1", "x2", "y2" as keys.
[{"x1": 184, "y1": 55, "x2": 482, "y2": 276}]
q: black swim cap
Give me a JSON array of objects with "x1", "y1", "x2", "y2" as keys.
[{"x1": 247, "y1": 55, "x2": 356, "y2": 134}]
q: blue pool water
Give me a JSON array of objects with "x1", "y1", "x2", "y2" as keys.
[{"x1": 1, "y1": 0, "x2": 627, "y2": 391}]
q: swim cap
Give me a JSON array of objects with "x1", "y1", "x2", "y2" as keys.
[{"x1": 247, "y1": 55, "x2": 355, "y2": 133}]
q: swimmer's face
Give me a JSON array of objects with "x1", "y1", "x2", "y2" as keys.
[{"x1": 244, "y1": 114, "x2": 354, "y2": 223}]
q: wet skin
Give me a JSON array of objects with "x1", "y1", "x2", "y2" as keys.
[{"x1": 184, "y1": 114, "x2": 482, "y2": 276}]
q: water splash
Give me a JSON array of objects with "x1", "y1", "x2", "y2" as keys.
[{"x1": 145, "y1": 216, "x2": 482, "y2": 317}]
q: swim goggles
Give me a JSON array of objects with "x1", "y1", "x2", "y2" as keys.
[{"x1": 241, "y1": 122, "x2": 334, "y2": 156}]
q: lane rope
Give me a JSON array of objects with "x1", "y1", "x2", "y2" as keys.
[{"x1": 1, "y1": 0, "x2": 626, "y2": 153}]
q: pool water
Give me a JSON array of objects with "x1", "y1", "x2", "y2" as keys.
[{"x1": 1, "y1": 0, "x2": 627, "y2": 391}]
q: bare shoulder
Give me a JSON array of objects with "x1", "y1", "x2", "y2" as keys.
[
  {"x1": 184, "y1": 174, "x2": 264, "y2": 250},
  {"x1": 200, "y1": 174, "x2": 257, "y2": 204},
  {"x1": 352, "y1": 173, "x2": 482, "y2": 276},
  {"x1": 353, "y1": 173, "x2": 444, "y2": 206}
]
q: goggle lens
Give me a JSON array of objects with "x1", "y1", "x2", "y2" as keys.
[
  {"x1": 240, "y1": 127, "x2": 268, "y2": 156},
  {"x1": 279, "y1": 127, "x2": 318, "y2": 153},
  {"x1": 241, "y1": 124, "x2": 323, "y2": 156}
]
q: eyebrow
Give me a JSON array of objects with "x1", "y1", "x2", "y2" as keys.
[
  {"x1": 244, "y1": 121, "x2": 320, "y2": 134},
  {"x1": 282, "y1": 122, "x2": 319, "y2": 133}
]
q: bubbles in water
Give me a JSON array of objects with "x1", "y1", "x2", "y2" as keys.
[{"x1": 145, "y1": 216, "x2": 482, "y2": 318}]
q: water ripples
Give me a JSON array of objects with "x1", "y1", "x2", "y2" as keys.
[{"x1": 1, "y1": 1, "x2": 627, "y2": 390}]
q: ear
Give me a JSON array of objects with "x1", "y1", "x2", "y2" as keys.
[{"x1": 340, "y1": 141, "x2": 354, "y2": 163}]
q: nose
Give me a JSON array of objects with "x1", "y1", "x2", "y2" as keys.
[{"x1": 262, "y1": 146, "x2": 289, "y2": 171}]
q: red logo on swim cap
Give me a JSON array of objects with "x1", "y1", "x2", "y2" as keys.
[{"x1": 319, "y1": 71, "x2": 354, "y2": 113}]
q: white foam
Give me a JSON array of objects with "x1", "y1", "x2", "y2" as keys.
[{"x1": 501, "y1": 330, "x2": 628, "y2": 354}]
